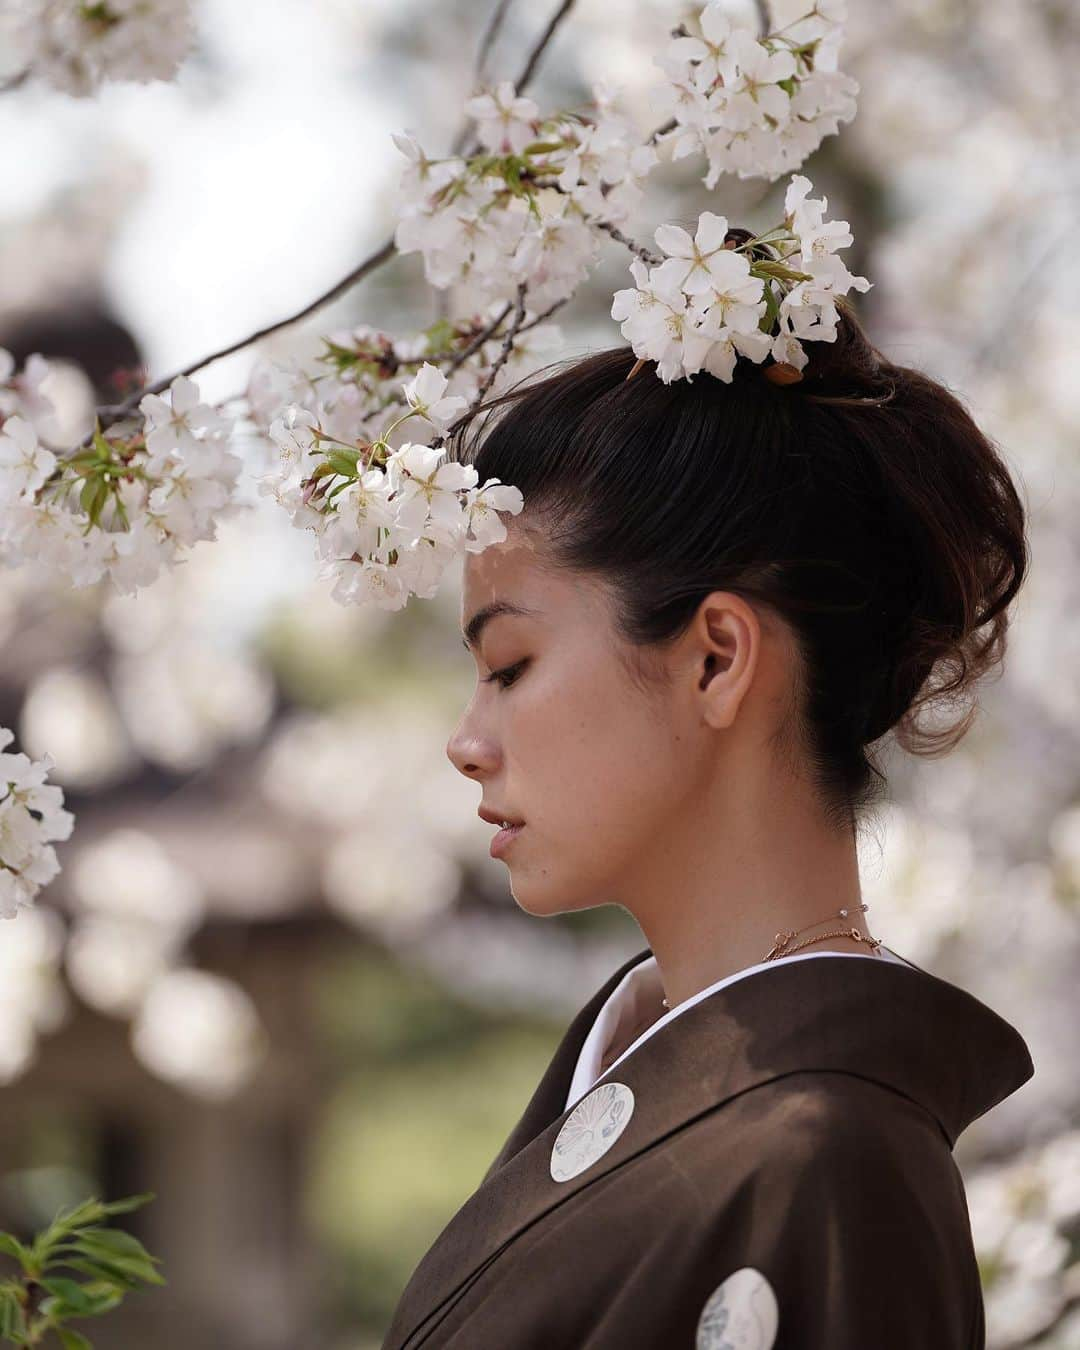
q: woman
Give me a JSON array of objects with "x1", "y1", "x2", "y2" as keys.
[{"x1": 382, "y1": 311, "x2": 1035, "y2": 1349}]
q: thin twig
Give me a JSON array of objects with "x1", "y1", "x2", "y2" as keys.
[
  {"x1": 452, "y1": 0, "x2": 579, "y2": 157},
  {"x1": 435, "y1": 284, "x2": 529, "y2": 447},
  {"x1": 475, "y1": 0, "x2": 515, "y2": 85},
  {"x1": 84, "y1": 0, "x2": 582, "y2": 444},
  {"x1": 518, "y1": 294, "x2": 570, "y2": 333},
  {"x1": 87, "y1": 238, "x2": 397, "y2": 438},
  {"x1": 594, "y1": 220, "x2": 662, "y2": 267},
  {"x1": 443, "y1": 302, "x2": 514, "y2": 377},
  {"x1": 513, "y1": 0, "x2": 575, "y2": 92}
]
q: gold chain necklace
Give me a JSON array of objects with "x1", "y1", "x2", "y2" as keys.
[{"x1": 659, "y1": 904, "x2": 882, "y2": 1010}]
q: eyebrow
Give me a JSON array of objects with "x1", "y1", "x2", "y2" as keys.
[{"x1": 461, "y1": 601, "x2": 540, "y2": 651}]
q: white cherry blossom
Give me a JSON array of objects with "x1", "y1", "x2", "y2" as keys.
[
  {"x1": 721, "y1": 30, "x2": 797, "y2": 133},
  {"x1": 385, "y1": 442, "x2": 479, "y2": 539},
  {"x1": 140, "y1": 374, "x2": 228, "y2": 470},
  {"x1": 403, "y1": 363, "x2": 468, "y2": 429},
  {"x1": 16, "y1": 0, "x2": 195, "y2": 98},
  {"x1": 462, "y1": 479, "x2": 526, "y2": 552},
  {"x1": 668, "y1": 4, "x2": 740, "y2": 86},
  {"x1": 654, "y1": 2, "x2": 858, "y2": 186},
  {"x1": 613, "y1": 175, "x2": 870, "y2": 386},
  {"x1": 652, "y1": 212, "x2": 735, "y2": 296},
  {"x1": 465, "y1": 80, "x2": 540, "y2": 155},
  {"x1": 0, "y1": 417, "x2": 57, "y2": 503},
  {"x1": 0, "y1": 727, "x2": 75, "y2": 921}
]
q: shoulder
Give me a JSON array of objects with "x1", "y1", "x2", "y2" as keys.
[
  {"x1": 670, "y1": 1067, "x2": 952, "y2": 1171},
  {"x1": 655, "y1": 1069, "x2": 969, "y2": 1237},
  {"x1": 645, "y1": 1073, "x2": 983, "y2": 1347}
]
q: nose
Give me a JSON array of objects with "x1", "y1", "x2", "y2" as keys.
[{"x1": 446, "y1": 710, "x2": 498, "y2": 780}]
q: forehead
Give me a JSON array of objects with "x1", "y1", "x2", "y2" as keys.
[
  {"x1": 460, "y1": 531, "x2": 545, "y2": 625},
  {"x1": 460, "y1": 524, "x2": 605, "y2": 640}
]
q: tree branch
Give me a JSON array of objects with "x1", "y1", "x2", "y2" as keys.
[
  {"x1": 92, "y1": 239, "x2": 397, "y2": 432},
  {"x1": 513, "y1": 0, "x2": 575, "y2": 93},
  {"x1": 89, "y1": 0, "x2": 583, "y2": 441},
  {"x1": 452, "y1": 0, "x2": 579, "y2": 157},
  {"x1": 593, "y1": 220, "x2": 662, "y2": 267},
  {"x1": 475, "y1": 0, "x2": 515, "y2": 86},
  {"x1": 435, "y1": 284, "x2": 529, "y2": 447},
  {"x1": 443, "y1": 301, "x2": 514, "y2": 377}
]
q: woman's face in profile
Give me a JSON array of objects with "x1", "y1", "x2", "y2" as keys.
[{"x1": 447, "y1": 521, "x2": 701, "y2": 918}]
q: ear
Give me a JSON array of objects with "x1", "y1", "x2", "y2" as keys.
[{"x1": 691, "y1": 591, "x2": 760, "y2": 732}]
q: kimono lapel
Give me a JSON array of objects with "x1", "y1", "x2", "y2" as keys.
[
  {"x1": 384, "y1": 952, "x2": 1033, "y2": 1350},
  {"x1": 478, "y1": 946, "x2": 655, "y2": 1184}
]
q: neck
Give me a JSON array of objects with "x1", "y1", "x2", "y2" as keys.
[{"x1": 620, "y1": 770, "x2": 875, "y2": 1011}]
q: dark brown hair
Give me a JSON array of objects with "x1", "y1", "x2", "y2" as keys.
[{"x1": 448, "y1": 301, "x2": 1030, "y2": 834}]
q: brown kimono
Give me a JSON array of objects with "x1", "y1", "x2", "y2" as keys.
[{"x1": 382, "y1": 946, "x2": 1035, "y2": 1349}]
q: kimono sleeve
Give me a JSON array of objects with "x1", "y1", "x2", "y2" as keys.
[{"x1": 582, "y1": 1075, "x2": 985, "y2": 1349}]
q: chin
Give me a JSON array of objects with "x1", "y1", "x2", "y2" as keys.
[{"x1": 508, "y1": 873, "x2": 606, "y2": 919}]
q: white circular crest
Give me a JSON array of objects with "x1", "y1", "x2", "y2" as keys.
[
  {"x1": 549, "y1": 1081, "x2": 635, "y2": 1182},
  {"x1": 695, "y1": 1267, "x2": 779, "y2": 1350}
]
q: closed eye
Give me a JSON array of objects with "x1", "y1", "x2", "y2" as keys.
[{"x1": 483, "y1": 660, "x2": 527, "y2": 690}]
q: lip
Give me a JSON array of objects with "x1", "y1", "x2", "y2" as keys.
[
  {"x1": 490, "y1": 823, "x2": 525, "y2": 859},
  {"x1": 478, "y1": 805, "x2": 524, "y2": 827}
]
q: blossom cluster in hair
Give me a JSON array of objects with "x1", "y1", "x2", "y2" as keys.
[{"x1": 612, "y1": 175, "x2": 872, "y2": 384}]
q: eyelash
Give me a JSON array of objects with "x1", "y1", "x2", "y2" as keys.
[{"x1": 483, "y1": 660, "x2": 527, "y2": 690}]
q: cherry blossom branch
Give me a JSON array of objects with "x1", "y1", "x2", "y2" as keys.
[
  {"x1": 89, "y1": 239, "x2": 397, "y2": 437},
  {"x1": 442, "y1": 301, "x2": 514, "y2": 377},
  {"x1": 86, "y1": 0, "x2": 581, "y2": 442},
  {"x1": 514, "y1": 0, "x2": 575, "y2": 93},
  {"x1": 475, "y1": 0, "x2": 515, "y2": 85},
  {"x1": 452, "y1": 0, "x2": 579, "y2": 156},
  {"x1": 437, "y1": 293, "x2": 571, "y2": 390},
  {"x1": 593, "y1": 220, "x2": 663, "y2": 267},
  {"x1": 435, "y1": 284, "x2": 529, "y2": 446}
]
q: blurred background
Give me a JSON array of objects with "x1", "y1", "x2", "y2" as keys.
[{"x1": 1, "y1": 0, "x2": 1079, "y2": 1346}]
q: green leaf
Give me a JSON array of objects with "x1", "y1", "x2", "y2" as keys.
[
  {"x1": 50, "y1": 1197, "x2": 106, "y2": 1231},
  {"x1": 758, "y1": 280, "x2": 780, "y2": 334},
  {"x1": 57, "y1": 1257, "x2": 146, "y2": 1291},
  {"x1": 0, "y1": 1284, "x2": 26, "y2": 1339},
  {"x1": 97, "y1": 1195, "x2": 154, "y2": 1219},
  {"x1": 63, "y1": 450, "x2": 103, "y2": 471},
  {"x1": 325, "y1": 451, "x2": 359, "y2": 478},
  {"x1": 39, "y1": 1277, "x2": 101, "y2": 1313},
  {"x1": 0, "y1": 1233, "x2": 33, "y2": 1267},
  {"x1": 38, "y1": 1277, "x2": 122, "y2": 1318},
  {"x1": 422, "y1": 318, "x2": 456, "y2": 356},
  {"x1": 69, "y1": 1230, "x2": 151, "y2": 1263},
  {"x1": 66, "y1": 1235, "x2": 164, "y2": 1288},
  {"x1": 91, "y1": 429, "x2": 114, "y2": 462},
  {"x1": 77, "y1": 476, "x2": 109, "y2": 526},
  {"x1": 57, "y1": 1328, "x2": 94, "y2": 1350}
]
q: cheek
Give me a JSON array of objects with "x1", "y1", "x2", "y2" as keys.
[{"x1": 512, "y1": 662, "x2": 682, "y2": 828}]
